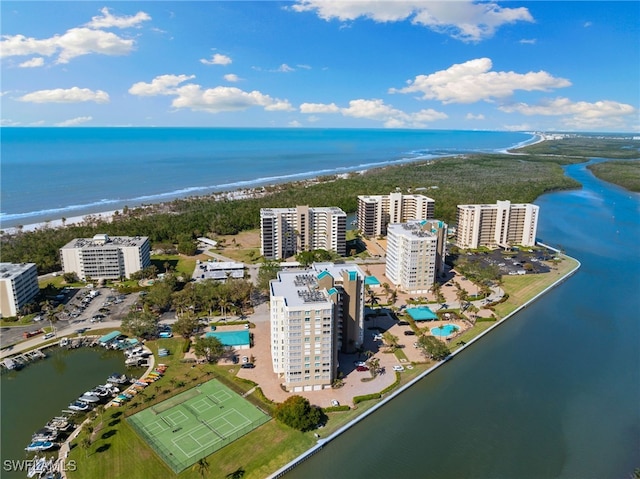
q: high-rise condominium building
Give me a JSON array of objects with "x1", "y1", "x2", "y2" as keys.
[
  {"x1": 269, "y1": 262, "x2": 366, "y2": 392},
  {"x1": 357, "y1": 192, "x2": 435, "y2": 237},
  {"x1": 260, "y1": 206, "x2": 346, "y2": 260},
  {"x1": 0, "y1": 263, "x2": 39, "y2": 318},
  {"x1": 455, "y1": 201, "x2": 539, "y2": 249},
  {"x1": 60, "y1": 234, "x2": 151, "y2": 280},
  {"x1": 385, "y1": 220, "x2": 447, "y2": 294}
]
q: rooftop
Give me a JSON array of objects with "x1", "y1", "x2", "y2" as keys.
[
  {"x1": 62, "y1": 235, "x2": 149, "y2": 249},
  {"x1": 0, "y1": 262, "x2": 37, "y2": 279}
]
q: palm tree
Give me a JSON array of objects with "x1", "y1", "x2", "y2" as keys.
[
  {"x1": 192, "y1": 458, "x2": 210, "y2": 479},
  {"x1": 80, "y1": 437, "x2": 92, "y2": 458}
]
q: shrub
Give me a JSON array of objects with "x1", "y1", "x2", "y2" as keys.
[
  {"x1": 353, "y1": 393, "x2": 381, "y2": 404},
  {"x1": 323, "y1": 405, "x2": 351, "y2": 412},
  {"x1": 182, "y1": 339, "x2": 191, "y2": 353},
  {"x1": 380, "y1": 372, "x2": 401, "y2": 395},
  {"x1": 274, "y1": 395, "x2": 325, "y2": 432}
]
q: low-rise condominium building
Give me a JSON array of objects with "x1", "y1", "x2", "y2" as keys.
[
  {"x1": 60, "y1": 234, "x2": 151, "y2": 281},
  {"x1": 0, "y1": 263, "x2": 39, "y2": 318}
]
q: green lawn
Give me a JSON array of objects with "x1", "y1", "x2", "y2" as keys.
[
  {"x1": 494, "y1": 256, "x2": 579, "y2": 318},
  {"x1": 151, "y1": 255, "x2": 197, "y2": 278}
]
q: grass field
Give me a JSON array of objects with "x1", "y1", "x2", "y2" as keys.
[
  {"x1": 128, "y1": 379, "x2": 270, "y2": 473},
  {"x1": 494, "y1": 256, "x2": 580, "y2": 318}
]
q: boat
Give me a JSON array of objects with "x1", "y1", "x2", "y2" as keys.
[
  {"x1": 59, "y1": 337, "x2": 69, "y2": 347},
  {"x1": 27, "y1": 456, "x2": 53, "y2": 478},
  {"x1": 45, "y1": 416, "x2": 74, "y2": 432},
  {"x1": 78, "y1": 393, "x2": 101, "y2": 403},
  {"x1": 24, "y1": 441, "x2": 56, "y2": 452},
  {"x1": 32, "y1": 428, "x2": 59, "y2": 442},
  {"x1": 91, "y1": 386, "x2": 111, "y2": 398},
  {"x1": 106, "y1": 373, "x2": 130, "y2": 384},
  {"x1": 68, "y1": 401, "x2": 90, "y2": 412}
]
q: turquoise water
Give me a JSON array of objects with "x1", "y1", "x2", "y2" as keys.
[
  {"x1": 406, "y1": 307, "x2": 438, "y2": 321},
  {"x1": 0, "y1": 128, "x2": 531, "y2": 227},
  {"x1": 285, "y1": 159, "x2": 640, "y2": 478},
  {"x1": 431, "y1": 324, "x2": 459, "y2": 336}
]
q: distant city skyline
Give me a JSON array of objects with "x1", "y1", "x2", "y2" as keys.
[{"x1": 1, "y1": 1, "x2": 638, "y2": 132}]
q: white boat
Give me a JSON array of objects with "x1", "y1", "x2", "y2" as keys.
[
  {"x1": 68, "y1": 401, "x2": 90, "y2": 412},
  {"x1": 24, "y1": 441, "x2": 56, "y2": 452},
  {"x1": 59, "y1": 337, "x2": 69, "y2": 347},
  {"x1": 106, "y1": 373, "x2": 130, "y2": 384},
  {"x1": 91, "y1": 386, "x2": 110, "y2": 397},
  {"x1": 27, "y1": 456, "x2": 53, "y2": 478},
  {"x1": 78, "y1": 393, "x2": 101, "y2": 403},
  {"x1": 32, "y1": 428, "x2": 59, "y2": 442},
  {"x1": 45, "y1": 417, "x2": 74, "y2": 433}
]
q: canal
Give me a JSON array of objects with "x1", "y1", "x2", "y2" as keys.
[{"x1": 284, "y1": 160, "x2": 640, "y2": 479}]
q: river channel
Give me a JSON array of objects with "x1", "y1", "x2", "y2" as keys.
[
  {"x1": 0, "y1": 347, "x2": 137, "y2": 479},
  {"x1": 285, "y1": 159, "x2": 640, "y2": 479}
]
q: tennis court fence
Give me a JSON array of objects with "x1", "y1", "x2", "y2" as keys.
[{"x1": 128, "y1": 413, "x2": 271, "y2": 473}]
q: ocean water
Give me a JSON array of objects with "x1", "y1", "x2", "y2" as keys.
[{"x1": 0, "y1": 128, "x2": 531, "y2": 227}]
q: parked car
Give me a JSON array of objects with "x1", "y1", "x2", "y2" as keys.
[
  {"x1": 158, "y1": 331, "x2": 173, "y2": 338},
  {"x1": 392, "y1": 365, "x2": 405, "y2": 372},
  {"x1": 403, "y1": 330, "x2": 416, "y2": 336},
  {"x1": 241, "y1": 363, "x2": 255, "y2": 369},
  {"x1": 242, "y1": 356, "x2": 249, "y2": 363},
  {"x1": 353, "y1": 361, "x2": 366, "y2": 367},
  {"x1": 331, "y1": 399, "x2": 340, "y2": 407},
  {"x1": 356, "y1": 365, "x2": 369, "y2": 372},
  {"x1": 397, "y1": 321, "x2": 409, "y2": 326}
]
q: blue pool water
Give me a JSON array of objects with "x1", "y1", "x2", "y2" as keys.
[{"x1": 431, "y1": 324, "x2": 459, "y2": 337}]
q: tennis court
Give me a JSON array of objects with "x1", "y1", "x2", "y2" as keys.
[{"x1": 128, "y1": 379, "x2": 270, "y2": 473}]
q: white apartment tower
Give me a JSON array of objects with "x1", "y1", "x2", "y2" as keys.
[
  {"x1": 260, "y1": 206, "x2": 346, "y2": 260},
  {"x1": 60, "y1": 234, "x2": 151, "y2": 280},
  {"x1": 385, "y1": 220, "x2": 447, "y2": 294},
  {"x1": 0, "y1": 263, "x2": 39, "y2": 318},
  {"x1": 455, "y1": 201, "x2": 539, "y2": 249},
  {"x1": 269, "y1": 262, "x2": 366, "y2": 392},
  {"x1": 357, "y1": 192, "x2": 435, "y2": 237},
  {"x1": 270, "y1": 271, "x2": 337, "y2": 392}
]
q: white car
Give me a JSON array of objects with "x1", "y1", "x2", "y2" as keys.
[
  {"x1": 392, "y1": 365, "x2": 405, "y2": 372},
  {"x1": 354, "y1": 361, "x2": 366, "y2": 367},
  {"x1": 331, "y1": 399, "x2": 340, "y2": 407}
]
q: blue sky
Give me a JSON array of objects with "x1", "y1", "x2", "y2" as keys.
[{"x1": 1, "y1": 1, "x2": 638, "y2": 131}]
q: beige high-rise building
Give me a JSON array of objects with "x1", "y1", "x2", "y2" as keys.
[
  {"x1": 0, "y1": 263, "x2": 39, "y2": 318},
  {"x1": 455, "y1": 201, "x2": 539, "y2": 249},
  {"x1": 60, "y1": 234, "x2": 151, "y2": 280},
  {"x1": 385, "y1": 220, "x2": 447, "y2": 294},
  {"x1": 357, "y1": 192, "x2": 435, "y2": 237},
  {"x1": 269, "y1": 262, "x2": 366, "y2": 392},
  {"x1": 260, "y1": 206, "x2": 346, "y2": 260}
]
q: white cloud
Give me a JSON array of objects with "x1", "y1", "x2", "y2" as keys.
[
  {"x1": 292, "y1": 1, "x2": 534, "y2": 42},
  {"x1": 223, "y1": 74, "x2": 240, "y2": 82},
  {"x1": 18, "y1": 87, "x2": 109, "y2": 103},
  {"x1": 519, "y1": 38, "x2": 536, "y2": 45},
  {"x1": 277, "y1": 64, "x2": 294, "y2": 72},
  {"x1": 584, "y1": 21, "x2": 593, "y2": 28},
  {"x1": 300, "y1": 98, "x2": 447, "y2": 128},
  {"x1": 0, "y1": 119, "x2": 21, "y2": 126},
  {"x1": 300, "y1": 102, "x2": 340, "y2": 113},
  {"x1": 129, "y1": 74, "x2": 195, "y2": 96},
  {"x1": 56, "y1": 116, "x2": 93, "y2": 126},
  {"x1": 391, "y1": 58, "x2": 571, "y2": 104},
  {"x1": 466, "y1": 113, "x2": 485, "y2": 120},
  {"x1": 19, "y1": 57, "x2": 44, "y2": 68},
  {"x1": 499, "y1": 97, "x2": 637, "y2": 129},
  {"x1": 1, "y1": 28, "x2": 136, "y2": 63},
  {"x1": 85, "y1": 7, "x2": 151, "y2": 29},
  {"x1": 200, "y1": 53, "x2": 232, "y2": 66},
  {"x1": 502, "y1": 123, "x2": 534, "y2": 131},
  {"x1": 288, "y1": 120, "x2": 302, "y2": 127},
  {"x1": 171, "y1": 85, "x2": 293, "y2": 113}
]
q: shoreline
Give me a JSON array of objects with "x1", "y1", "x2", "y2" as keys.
[
  {"x1": 1, "y1": 136, "x2": 545, "y2": 234},
  {"x1": 267, "y1": 248, "x2": 581, "y2": 478}
]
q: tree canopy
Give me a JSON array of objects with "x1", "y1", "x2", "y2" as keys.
[
  {"x1": 192, "y1": 336, "x2": 225, "y2": 363},
  {"x1": 274, "y1": 395, "x2": 324, "y2": 432},
  {"x1": 121, "y1": 309, "x2": 159, "y2": 338},
  {"x1": 416, "y1": 334, "x2": 450, "y2": 361}
]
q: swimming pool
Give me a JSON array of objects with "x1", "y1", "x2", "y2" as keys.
[{"x1": 431, "y1": 324, "x2": 459, "y2": 337}]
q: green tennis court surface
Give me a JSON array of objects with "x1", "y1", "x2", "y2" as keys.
[{"x1": 128, "y1": 379, "x2": 270, "y2": 473}]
